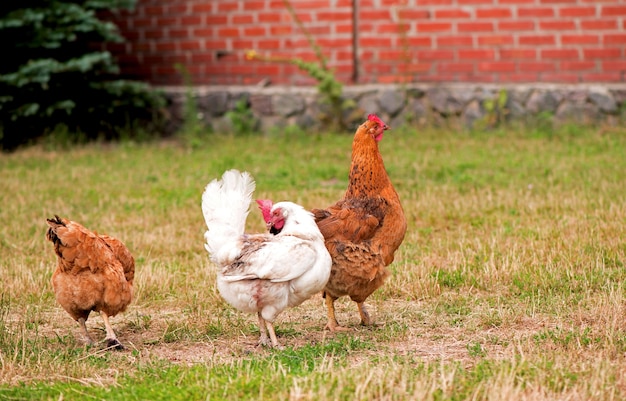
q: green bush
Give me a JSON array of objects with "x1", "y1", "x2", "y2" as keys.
[{"x1": 0, "y1": 0, "x2": 166, "y2": 150}]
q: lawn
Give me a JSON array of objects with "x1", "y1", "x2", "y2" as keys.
[{"x1": 1, "y1": 124, "x2": 625, "y2": 400}]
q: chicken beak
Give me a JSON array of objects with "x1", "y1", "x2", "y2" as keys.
[{"x1": 383, "y1": 124, "x2": 390, "y2": 131}]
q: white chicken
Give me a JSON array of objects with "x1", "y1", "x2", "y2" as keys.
[{"x1": 201, "y1": 169, "x2": 331, "y2": 348}]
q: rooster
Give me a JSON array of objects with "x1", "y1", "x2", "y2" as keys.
[
  {"x1": 311, "y1": 114, "x2": 407, "y2": 331},
  {"x1": 45, "y1": 215, "x2": 134, "y2": 349},
  {"x1": 202, "y1": 169, "x2": 331, "y2": 348}
]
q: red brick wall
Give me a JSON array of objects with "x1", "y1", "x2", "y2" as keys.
[{"x1": 106, "y1": 0, "x2": 626, "y2": 85}]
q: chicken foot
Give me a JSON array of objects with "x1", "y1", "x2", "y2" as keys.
[
  {"x1": 257, "y1": 313, "x2": 282, "y2": 349},
  {"x1": 100, "y1": 311, "x2": 124, "y2": 350}
]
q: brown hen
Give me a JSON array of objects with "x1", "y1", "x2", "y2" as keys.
[
  {"x1": 312, "y1": 114, "x2": 407, "y2": 331},
  {"x1": 46, "y1": 215, "x2": 134, "y2": 349}
]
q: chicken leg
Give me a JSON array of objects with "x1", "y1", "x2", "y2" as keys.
[
  {"x1": 77, "y1": 317, "x2": 94, "y2": 345},
  {"x1": 100, "y1": 311, "x2": 124, "y2": 350},
  {"x1": 324, "y1": 295, "x2": 350, "y2": 332},
  {"x1": 357, "y1": 302, "x2": 372, "y2": 326},
  {"x1": 257, "y1": 313, "x2": 282, "y2": 349}
]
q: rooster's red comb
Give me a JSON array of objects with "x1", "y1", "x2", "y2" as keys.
[{"x1": 368, "y1": 113, "x2": 385, "y2": 126}]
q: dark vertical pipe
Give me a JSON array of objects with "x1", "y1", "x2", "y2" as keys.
[{"x1": 351, "y1": 0, "x2": 359, "y2": 83}]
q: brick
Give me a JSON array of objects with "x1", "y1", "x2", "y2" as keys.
[
  {"x1": 559, "y1": 7, "x2": 596, "y2": 17},
  {"x1": 232, "y1": 14, "x2": 255, "y2": 24},
  {"x1": 520, "y1": 62, "x2": 556, "y2": 72},
  {"x1": 398, "y1": 9, "x2": 430, "y2": 19},
  {"x1": 416, "y1": 50, "x2": 455, "y2": 61},
  {"x1": 560, "y1": 61, "x2": 596, "y2": 71},
  {"x1": 438, "y1": 62, "x2": 475, "y2": 73},
  {"x1": 258, "y1": 13, "x2": 284, "y2": 23},
  {"x1": 144, "y1": 29, "x2": 164, "y2": 40},
  {"x1": 205, "y1": 39, "x2": 227, "y2": 49},
  {"x1": 217, "y1": 2, "x2": 239, "y2": 12},
  {"x1": 582, "y1": 73, "x2": 621, "y2": 82},
  {"x1": 317, "y1": 38, "x2": 352, "y2": 48},
  {"x1": 561, "y1": 35, "x2": 599, "y2": 45},
  {"x1": 398, "y1": 63, "x2": 432, "y2": 73},
  {"x1": 581, "y1": 19, "x2": 618, "y2": 30},
  {"x1": 165, "y1": 4, "x2": 188, "y2": 14},
  {"x1": 541, "y1": 49, "x2": 579, "y2": 59},
  {"x1": 243, "y1": 1, "x2": 266, "y2": 10},
  {"x1": 519, "y1": 35, "x2": 556, "y2": 45},
  {"x1": 518, "y1": 7, "x2": 554, "y2": 17},
  {"x1": 243, "y1": 27, "x2": 266, "y2": 36},
  {"x1": 131, "y1": 17, "x2": 153, "y2": 28},
  {"x1": 156, "y1": 17, "x2": 176, "y2": 27},
  {"x1": 179, "y1": 41, "x2": 201, "y2": 51},
  {"x1": 416, "y1": 0, "x2": 453, "y2": 4},
  {"x1": 359, "y1": 10, "x2": 392, "y2": 20},
  {"x1": 539, "y1": 0, "x2": 578, "y2": 3},
  {"x1": 257, "y1": 39, "x2": 282, "y2": 49},
  {"x1": 539, "y1": 20, "x2": 576, "y2": 30},
  {"x1": 434, "y1": 9, "x2": 472, "y2": 19},
  {"x1": 407, "y1": 37, "x2": 432, "y2": 47},
  {"x1": 378, "y1": 50, "x2": 406, "y2": 60},
  {"x1": 458, "y1": 22, "x2": 494, "y2": 32},
  {"x1": 437, "y1": 35, "x2": 473, "y2": 47},
  {"x1": 360, "y1": 37, "x2": 393, "y2": 47},
  {"x1": 317, "y1": 10, "x2": 352, "y2": 21},
  {"x1": 583, "y1": 48, "x2": 622, "y2": 59},
  {"x1": 601, "y1": 6, "x2": 626, "y2": 16},
  {"x1": 458, "y1": 0, "x2": 492, "y2": 3},
  {"x1": 231, "y1": 40, "x2": 254, "y2": 49},
  {"x1": 459, "y1": 49, "x2": 495, "y2": 59},
  {"x1": 476, "y1": 8, "x2": 513, "y2": 18},
  {"x1": 180, "y1": 15, "x2": 202, "y2": 25},
  {"x1": 144, "y1": 5, "x2": 165, "y2": 16},
  {"x1": 500, "y1": 49, "x2": 536, "y2": 59},
  {"x1": 335, "y1": 24, "x2": 352, "y2": 34},
  {"x1": 603, "y1": 61, "x2": 626, "y2": 71},
  {"x1": 206, "y1": 15, "x2": 227, "y2": 24},
  {"x1": 478, "y1": 62, "x2": 516, "y2": 72},
  {"x1": 377, "y1": 23, "x2": 408, "y2": 34},
  {"x1": 478, "y1": 35, "x2": 514, "y2": 46},
  {"x1": 498, "y1": 0, "x2": 535, "y2": 3},
  {"x1": 604, "y1": 34, "x2": 626, "y2": 44},
  {"x1": 269, "y1": 25, "x2": 292, "y2": 35},
  {"x1": 217, "y1": 27, "x2": 239, "y2": 37},
  {"x1": 499, "y1": 21, "x2": 535, "y2": 31},
  {"x1": 417, "y1": 22, "x2": 453, "y2": 32}
]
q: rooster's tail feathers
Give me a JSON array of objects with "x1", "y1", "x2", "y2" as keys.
[{"x1": 201, "y1": 170, "x2": 256, "y2": 261}]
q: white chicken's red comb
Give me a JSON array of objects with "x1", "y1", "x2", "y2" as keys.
[{"x1": 256, "y1": 199, "x2": 273, "y2": 223}]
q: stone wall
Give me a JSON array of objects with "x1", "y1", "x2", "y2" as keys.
[{"x1": 162, "y1": 84, "x2": 626, "y2": 134}]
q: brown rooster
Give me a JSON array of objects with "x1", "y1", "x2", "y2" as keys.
[
  {"x1": 46, "y1": 215, "x2": 134, "y2": 349},
  {"x1": 312, "y1": 114, "x2": 407, "y2": 331}
]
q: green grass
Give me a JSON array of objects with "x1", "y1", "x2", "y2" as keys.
[{"x1": 1, "y1": 124, "x2": 626, "y2": 399}]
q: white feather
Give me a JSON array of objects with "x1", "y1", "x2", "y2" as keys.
[{"x1": 201, "y1": 169, "x2": 255, "y2": 265}]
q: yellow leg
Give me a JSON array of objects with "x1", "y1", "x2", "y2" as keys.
[
  {"x1": 324, "y1": 294, "x2": 349, "y2": 332},
  {"x1": 100, "y1": 311, "x2": 124, "y2": 350},
  {"x1": 357, "y1": 302, "x2": 372, "y2": 326},
  {"x1": 265, "y1": 321, "x2": 283, "y2": 349},
  {"x1": 77, "y1": 317, "x2": 94, "y2": 346}
]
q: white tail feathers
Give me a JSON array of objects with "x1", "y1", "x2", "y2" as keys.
[{"x1": 202, "y1": 170, "x2": 256, "y2": 264}]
